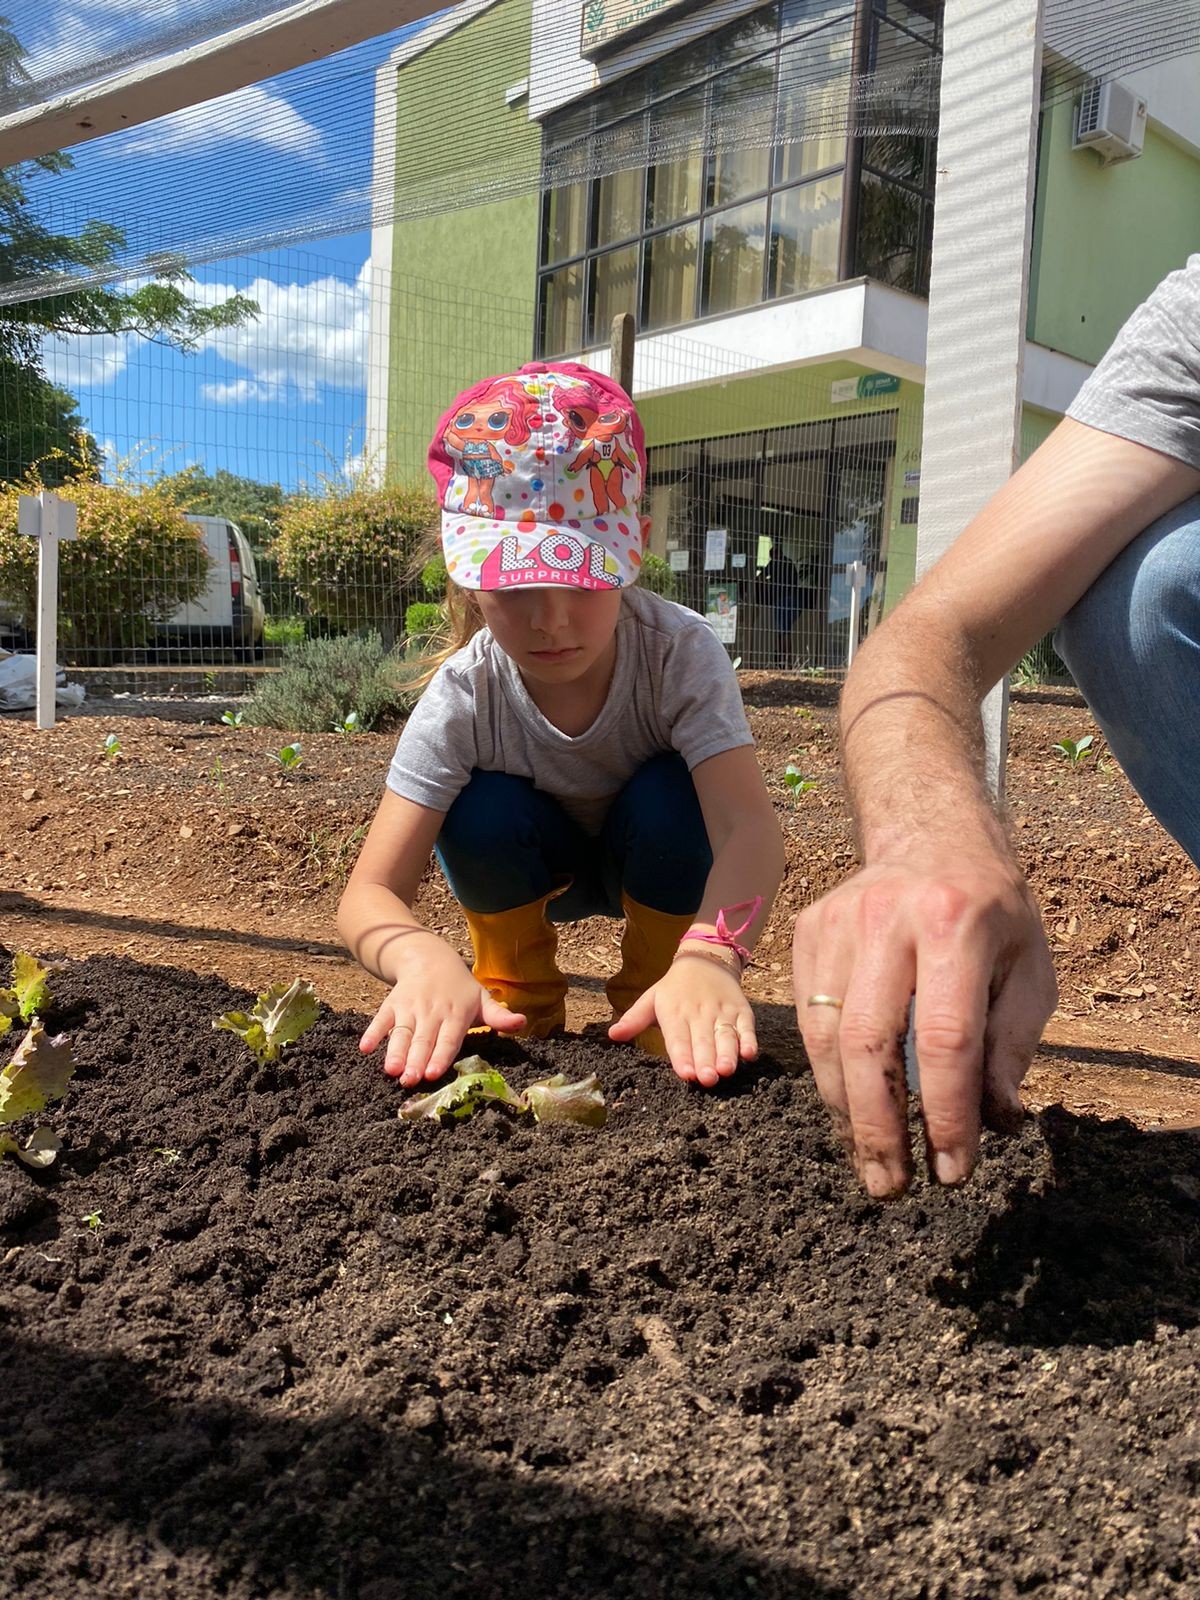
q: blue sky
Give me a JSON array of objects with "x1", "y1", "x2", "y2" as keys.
[{"x1": 16, "y1": 1, "x2": 439, "y2": 493}]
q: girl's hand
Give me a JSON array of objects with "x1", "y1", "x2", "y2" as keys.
[
  {"x1": 359, "y1": 933, "x2": 525, "y2": 1087},
  {"x1": 609, "y1": 953, "x2": 757, "y2": 1088}
]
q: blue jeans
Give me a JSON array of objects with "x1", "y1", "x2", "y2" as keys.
[
  {"x1": 435, "y1": 753, "x2": 713, "y2": 922},
  {"x1": 1055, "y1": 493, "x2": 1200, "y2": 866}
]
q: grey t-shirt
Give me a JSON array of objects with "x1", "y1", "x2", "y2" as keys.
[
  {"x1": 1067, "y1": 253, "x2": 1200, "y2": 471},
  {"x1": 386, "y1": 586, "x2": 754, "y2": 833}
]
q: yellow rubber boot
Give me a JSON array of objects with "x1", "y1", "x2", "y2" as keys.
[
  {"x1": 608, "y1": 893, "x2": 696, "y2": 1057},
  {"x1": 463, "y1": 894, "x2": 568, "y2": 1038}
]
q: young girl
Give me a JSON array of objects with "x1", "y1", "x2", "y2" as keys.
[{"x1": 338, "y1": 361, "x2": 786, "y2": 1092}]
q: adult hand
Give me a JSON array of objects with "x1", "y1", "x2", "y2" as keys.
[
  {"x1": 610, "y1": 953, "x2": 757, "y2": 1088},
  {"x1": 792, "y1": 847, "x2": 1057, "y2": 1198},
  {"x1": 359, "y1": 934, "x2": 525, "y2": 1087}
]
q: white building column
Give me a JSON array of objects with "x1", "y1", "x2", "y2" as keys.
[{"x1": 916, "y1": 0, "x2": 1045, "y2": 800}]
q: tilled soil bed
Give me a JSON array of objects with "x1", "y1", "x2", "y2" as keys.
[{"x1": 3, "y1": 951, "x2": 1199, "y2": 1600}]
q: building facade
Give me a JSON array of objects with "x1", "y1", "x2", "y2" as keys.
[{"x1": 368, "y1": 0, "x2": 1200, "y2": 668}]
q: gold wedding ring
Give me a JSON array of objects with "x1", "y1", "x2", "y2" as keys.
[
  {"x1": 806, "y1": 994, "x2": 844, "y2": 1010},
  {"x1": 714, "y1": 1021, "x2": 738, "y2": 1033}
]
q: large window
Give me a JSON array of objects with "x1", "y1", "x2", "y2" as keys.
[
  {"x1": 536, "y1": 0, "x2": 942, "y2": 355},
  {"x1": 854, "y1": 0, "x2": 941, "y2": 294},
  {"x1": 537, "y1": 1, "x2": 853, "y2": 355}
]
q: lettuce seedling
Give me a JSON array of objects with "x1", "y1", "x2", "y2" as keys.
[
  {"x1": 783, "y1": 764, "x2": 817, "y2": 801},
  {"x1": 399, "y1": 1056, "x2": 526, "y2": 1122},
  {"x1": 523, "y1": 1073, "x2": 607, "y2": 1127},
  {"x1": 221, "y1": 709, "x2": 245, "y2": 728},
  {"x1": 0, "y1": 1021, "x2": 76, "y2": 1169},
  {"x1": 1053, "y1": 734, "x2": 1094, "y2": 764},
  {"x1": 270, "y1": 742, "x2": 303, "y2": 773},
  {"x1": 399, "y1": 1056, "x2": 607, "y2": 1128},
  {"x1": 332, "y1": 711, "x2": 362, "y2": 736},
  {"x1": 213, "y1": 978, "x2": 320, "y2": 1064},
  {"x1": 0, "y1": 951, "x2": 51, "y2": 1039},
  {"x1": 102, "y1": 733, "x2": 121, "y2": 762}
]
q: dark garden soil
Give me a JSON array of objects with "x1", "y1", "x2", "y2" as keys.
[
  {"x1": 4, "y1": 675, "x2": 1200, "y2": 1128},
  {"x1": 3, "y1": 949, "x2": 1200, "y2": 1600}
]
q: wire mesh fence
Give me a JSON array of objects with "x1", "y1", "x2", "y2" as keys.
[{"x1": 0, "y1": 244, "x2": 933, "y2": 678}]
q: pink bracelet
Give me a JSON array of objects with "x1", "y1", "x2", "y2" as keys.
[{"x1": 677, "y1": 896, "x2": 763, "y2": 970}]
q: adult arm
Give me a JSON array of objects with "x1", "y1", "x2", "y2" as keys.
[
  {"x1": 338, "y1": 789, "x2": 525, "y2": 1084},
  {"x1": 794, "y1": 419, "x2": 1200, "y2": 1197},
  {"x1": 611, "y1": 743, "x2": 786, "y2": 1085}
]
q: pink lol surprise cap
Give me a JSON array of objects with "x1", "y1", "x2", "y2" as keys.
[{"x1": 429, "y1": 361, "x2": 648, "y2": 592}]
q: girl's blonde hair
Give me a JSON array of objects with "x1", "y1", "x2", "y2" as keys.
[{"x1": 409, "y1": 579, "x2": 484, "y2": 688}]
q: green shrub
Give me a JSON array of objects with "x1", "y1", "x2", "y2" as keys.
[
  {"x1": 269, "y1": 479, "x2": 435, "y2": 636},
  {"x1": 638, "y1": 551, "x2": 677, "y2": 599},
  {"x1": 418, "y1": 553, "x2": 448, "y2": 599},
  {"x1": 0, "y1": 477, "x2": 209, "y2": 659},
  {"x1": 243, "y1": 632, "x2": 418, "y2": 733},
  {"x1": 263, "y1": 614, "x2": 307, "y2": 648},
  {"x1": 403, "y1": 600, "x2": 445, "y2": 650}
]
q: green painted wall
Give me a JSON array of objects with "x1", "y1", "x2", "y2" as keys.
[
  {"x1": 1030, "y1": 98, "x2": 1200, "y2": 362},
  {"x1": 386, "y1": 0, "x2": 541, "y2": 480},
  {"x1": 638, "y1": 360, "x2": 924, "y2": 614}
]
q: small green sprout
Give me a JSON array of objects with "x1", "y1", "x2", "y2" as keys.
[
  {"x1": 81, "y1": 1210, "x2": 103, "y2": 1231},
  {"x1": 331, "y1": 711, "x2": 362, "y2": 736},
  {"x1": 101, "y1": 733, "x2": 120, "y2": 762},
  {"x1": 1053, "y1": 734, "x2": 1094, "y2": 765},
  {"x1": 783, "y1": 764, "x2": 817, "y2": 801},
  {"x1": 221, "y1": 709, "x2": 245, "y2": 728},
  {"x1": 270, "y1": 742, "x2": 303, "y2": 773},
  {"x1": 153, "y1": 1147, "x2": 181, "y2": 1164}
]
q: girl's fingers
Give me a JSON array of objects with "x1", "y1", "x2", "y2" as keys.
[
  {"x1": 688, "y1": 1017, "x2": 719, "y2": 1089},
  {"x1": 426, "y1": 1016, "x2": 468, "y2": 1082},
  {"x1": 660, "y1": 1012, "x2": 697, "y2": 1082},
  {"x1": 384, "y1": 1019, "x2": 417, "y2": 1080},
  {"x1": 360, "y1": 1004, "x2": 395, "y2": 1054},
  {"x1": 735, "y1": 1005, "x2": 758, "y2": 1063},
  {"x1": 608, "y1": 988, "x2": 658, "y2": 1041},
  {"x1": 712, "y1": 1019, "x2": 740, "y2": 1078},
  {"x1": 480, "y1": 993, "x2": 527, "y2": 1032}
]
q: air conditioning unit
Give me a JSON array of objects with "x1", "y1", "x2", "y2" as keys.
[{"x1": 1073, "y1": 80, "x2": 1148, "y2": 165}]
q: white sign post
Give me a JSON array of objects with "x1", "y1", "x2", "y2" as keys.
[
  {"x1": 17, "y1": 490, "x2": 78, "y2": 731},
  {"x1": 844, "y1": 559, "x2": 867, "y2": 669}
]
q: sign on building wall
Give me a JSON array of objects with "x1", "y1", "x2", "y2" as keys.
[
  {"x1": 831, "y1": 373, "x2": 902, "y2": 404},
  {"x1": 581, "y1": 0, "x2": 701, "y2": 56}
]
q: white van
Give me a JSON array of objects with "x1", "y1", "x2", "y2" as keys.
[{"x1": 155, "y1": 515, "x2": 267, "y2": 662}]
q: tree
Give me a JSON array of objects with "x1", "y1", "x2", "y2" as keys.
[
  {"x1": 157, "y1": 466, "x2": 284, "y2": 552},
  {"x1": 0, "y1": 359, "x2": 100, "y2": 483},
  {"x1": 0, "y1": 16, "x2": 259, "y2": 480}
]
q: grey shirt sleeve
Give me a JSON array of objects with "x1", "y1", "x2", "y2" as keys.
[
  {"x1": 1067, "y1": 254, "x2": 1200, "y2": 472},
  {"x1": 659, "y1": 620, "x2": 755, "y2": 770},
  {"x1": 385, "y1": 659, "x2": 479, "y2": 812}
]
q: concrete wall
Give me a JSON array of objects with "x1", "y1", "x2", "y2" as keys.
[{"x1": 1029, "y1": 94, "x2": 1200, "y2": 363}]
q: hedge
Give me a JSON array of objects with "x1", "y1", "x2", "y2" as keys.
[
  {"x1": 0, "y1": 478, "x2": 209, "y2": 659},
  {"x1": 269, "y1": 479, "x2": 436, "y2": 638}
]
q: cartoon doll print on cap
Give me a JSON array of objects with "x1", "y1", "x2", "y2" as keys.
[
  {"x1": 430, "y1": 362, "x2": 650, "y2": 592},
  {"x1": 557, "y1": 394, "x2": 638, "y2": 515},
  {"x1": 440, "y1": 377, "x2": 529, "y2": 517}
]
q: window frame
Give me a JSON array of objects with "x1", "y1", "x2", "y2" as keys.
[{"x1": 536, "y1": 2, "x2": 857, "y2": 356}]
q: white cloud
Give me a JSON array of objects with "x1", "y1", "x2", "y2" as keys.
[
  {"x1": 200, "y1": 377, "x2": 285, "y2": 405},
  {"x1": 119, "y1": 83, "x2": 324, "y2": 162},
  {"x1": 41, "y1": 332, "x2": 132, "y2": 389},
  {"x1": 193, "y1": 262, "x2": 370, "y2": 405}
]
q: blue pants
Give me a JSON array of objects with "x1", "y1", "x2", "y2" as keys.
[
  {"x1": 1056, "y1": 494, "x2": 1200, "y2": 866},
  {"x1": 435, "y1": 753, "x2": 713, "y2": 922}
]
